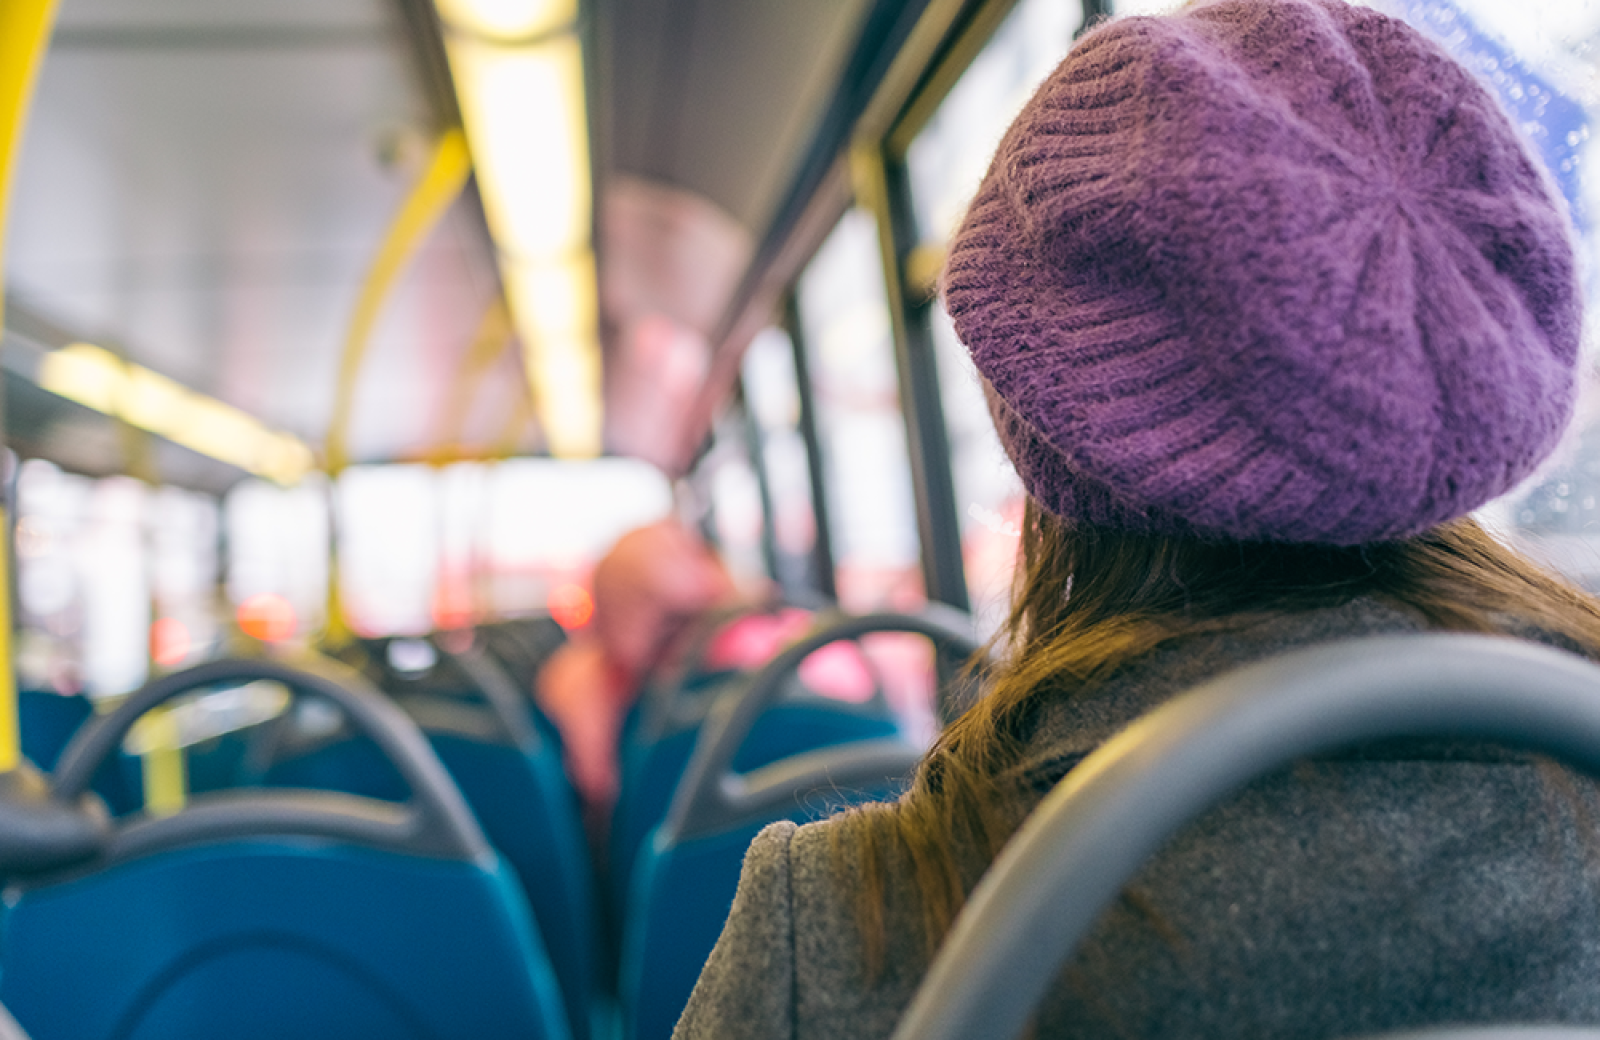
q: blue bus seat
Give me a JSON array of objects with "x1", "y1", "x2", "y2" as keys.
[
  {"x1": 1, "y1": 658, "x2": 573, "y2": 1040},
  {"x1": 18, "y1": 688, "x2": 91, "y2": 771},
  {"x1": 620, "y1": 743, "x2": 918, "y2": 1040},
  {"x1": 19, "y1": 688, "x2": 141, "y2": 815},
  {"x1": 3, "y1": 838, "x2": 564, "y2": 1040},
  {"x1": 608, "y1": 688, "x2": 899, "y2": 916},
  {"x1": 261, "y1": 649, "x2": 600, "y2": 1040},
  {"x1": 616, "y1": 608, "x2": 980, "y2": 1040}
]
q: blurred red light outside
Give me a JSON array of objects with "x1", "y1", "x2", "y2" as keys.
[{"x1": 238, "y1": 593, "x2": 297, "y2": 643}]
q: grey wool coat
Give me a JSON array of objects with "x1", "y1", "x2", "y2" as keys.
[{"x1": 673, "y1": 600, "x2": 1600, "y2": 1040}]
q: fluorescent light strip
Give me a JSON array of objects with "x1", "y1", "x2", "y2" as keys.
[
  {"x1": 441, "y1": 19, "x2": 604, "y2": 459},
  {"x1": 38, "y1": 343, "x2": 315, "y2": 485},
  {"x1": 435, "y1": 0, "x2": 576, "y2": 42},
  {"x1": 448, "y1": 34, "x2": 590, "y2": 261}
]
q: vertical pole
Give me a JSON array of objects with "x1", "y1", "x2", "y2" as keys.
[
  {"x1": 736, "y1": 380, "x2": 783, "y2": 593},
  {"x1": 1078, "y1": 0, "x2": 1112, "y2": 35},
  {"x1": 853, "y1": 143, "x2": 969, "y2": 612},
  {"x1": 0, "y1": 0, "x2": 63, "y2": 773},
  {"x1": 782, "y1": 296, "x2": 838, "y2": 602},
  {"x1": 323, "y1": 127, "x2": 471, "y2": 647}
]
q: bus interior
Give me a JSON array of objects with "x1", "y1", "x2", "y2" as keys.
[{"x1": 1, "y1": 0, "x2": 1600, "y2": 1037}]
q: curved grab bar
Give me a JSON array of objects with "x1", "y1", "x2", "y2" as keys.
[
  {"x1": 52, "y1": 656, "x2": 490, "y2": 864},
  {"x1": 662, "y1": 604, "x2": 980, "y2": 841},
  {"x1": 437, "y1": 640, "x2": 543, "y2": 750},
  {"x1": 891, "y1": 634, "x2": 1600, "y2": 1040},
  {"x1": 634, "y1": 599, "x2": 786, "y2": 744}
]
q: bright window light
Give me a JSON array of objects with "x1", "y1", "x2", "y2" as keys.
[{"x1": 435, "y1": 0, "x2": 576, "y2": 41}]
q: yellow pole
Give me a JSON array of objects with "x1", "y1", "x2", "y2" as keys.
[
  {"x1": 133, "y1": 707, "x2": 187, "y2": 817},
  {"x1": 323, "y1": 128, "x2": 473, "y2": 475},
  {"x1": 0, "y1": 0, "x2": 63, "y2": 773},
  {"x1": 322, "y1": 128, "x2": 472, "y2": 643},
  {"x1": 426, "y1": 295, "x2": 514, "y2": 464}
]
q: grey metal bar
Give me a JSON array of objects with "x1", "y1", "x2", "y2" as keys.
[
  {"x1": 858, "y1": 145, "x2": 969, "y2": 612},
  {"x1": 782, "y1": 296, "x2": 839, "y2": 602},
  {"x1": 735, "y1": 380, "x2": 784, "y2": 593}
]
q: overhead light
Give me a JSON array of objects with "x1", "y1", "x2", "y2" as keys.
[
  {"x1": 504, "y1": 250, "x2": 597, "y2": 342},
  {"x1": 435, "y1": 0, "x2": 576, "y2": 42},
  {"x1": 439, "y1": 6, "x2": 603, "y2": 460},
  {"x1": 447, "y1": 33, "x2": 590, "y2": 261},
  {"x1": 37, "y1": 342, "x2": 315, "y2": 485},
  {"x1": 523, "y1": 333, "x2": 602, "y2": 457},
  {"x1": 33, "y1": 341, "x2": 119, "y2": 413}
]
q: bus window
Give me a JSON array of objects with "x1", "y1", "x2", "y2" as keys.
[
  {"x1": 742, "y1": 327, "x2": 823, "y2": 599},
  {"x1": 147, "y1": 485, "x2": 221, "y2": 669},
  {"x1": 16, "y1": 460, "x2": 93, "y2": 695},
  {"x1": 225, "y1": 476, "x2": 330, "y2": 642},
  {"x1": 904, "y1": 0, "x2": 1082, "y2": 633},
  {"x1": 696, "y1": 411, "x2": 770, "y2": 593},
  {"x1": 796, "y1": 209, "x2": 923, "y2": 612},
  {"x1": 480, "y1": 457, "x2": 673, "y2": 622},
  {"x1": 81, "y1": 477, "x2": 152, "y2": 697},
  {"x1": 336, "y1": 465, "x2": 440, "y2": 637}
]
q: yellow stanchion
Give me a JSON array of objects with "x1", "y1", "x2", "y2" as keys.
[
  {"x1": 426, "y1": 296, "x2": 514, "y2": 464},
  {"x1": 0, "y1": 0, "x2": 63, "y2": 774},
  {"x1": 322, "y1": 128, "x2": 473, "y2": 644},
  {"x1": 323, "y1": 128, "x2": 473, "y2": 476},
  {"x1": 132, "y1": 708, "x2": 187, "y2": 817},
  {"x1": 491, "y1": 384, "x2": 536, "y2": 460}
]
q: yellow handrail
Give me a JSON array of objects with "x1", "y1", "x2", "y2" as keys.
[
  {"x1": 427, "y1": 295, "x2": 515, "y2": 465},
  {"x1": 0, "y1": 0, "x2": 63, "y2": 773},
  {"x1": 322, "y1": 127, "x2": 472, "y2": 643},
  {"x1": 323, "y1": 128, "x2": 473, "y2": 476}
]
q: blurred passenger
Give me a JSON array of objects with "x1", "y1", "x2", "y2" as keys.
[
  {"x1": 677, "y1": 1, "x2": 1600, "y2": 1036},
  {"x1": 537, "y1": 521, "x2": 737, "y2": 813}
]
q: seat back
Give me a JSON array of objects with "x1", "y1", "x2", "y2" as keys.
[
  {"x1": 1, "y1": 657, "x2": 571, "y2": 1040},
  {"x1": 19, "y1": 689, "x2": 141, "y2": 815},
  {"x1": 618, "y1": 606, "x2": 980, "y2": 1040},
  {"x1": 890, "y1": 635, "x2": 1600, "y2": 1040},
  {"x1": 609, "y1": 675, "x2": 899, "y2": 914},
  {"x1": 609, "y1": 604, "x2": 922, "y2": 911},
  {"x1": 262, "y1": 641, "x2": 599, "y2": 1040}
]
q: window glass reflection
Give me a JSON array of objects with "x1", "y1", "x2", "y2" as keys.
[{"x1": 796, "y1": 210, "x2": 924, "y2": 612}]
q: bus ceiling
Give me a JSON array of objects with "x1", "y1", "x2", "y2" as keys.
[{"x1": 0, "y1": 0, "x2": 899, "y2": 489}]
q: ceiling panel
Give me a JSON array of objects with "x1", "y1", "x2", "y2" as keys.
[
  {"x1": 3, "y1": 0, "x2": 881, "y2": 481},
  {"x1": 5, "y1": 0, "x2": 496, "y2": 466},
  {"x1": 601, "y1": 0, "x2": 871, "y2": 234}
]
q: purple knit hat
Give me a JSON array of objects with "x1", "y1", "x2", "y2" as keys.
[{"x1": 944, "y1": 0, "x2": 1581, "y2": 544}]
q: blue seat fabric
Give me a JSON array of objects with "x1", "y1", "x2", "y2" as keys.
[
  {"x1": 0, "y1": 841, "x2": 568, "y2": 1040},
  {"x1": 263, "y1": 727, "x2": 599, "y2": 1040},
  {"x1": 609, "y1": 698, "x2": 900, "y2": 915},
  {"x1": 20, "y1": 689, "x2": 140, "y2": 815},
  {"x1": 620, "y1": 778, "x2": 909, "y2": 1040}
]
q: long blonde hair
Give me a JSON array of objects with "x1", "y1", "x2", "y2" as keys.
[{"x1": 832, "y1": 502, "x2": 1600, "y2": 972}]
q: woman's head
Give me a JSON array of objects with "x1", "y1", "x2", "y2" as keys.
[
  {"x1": 835, "y1": 1, "x2": 1600, "y2": 966},
  {"x1": 945, "y1": 0, "x2": 1580, "y2": 545}
]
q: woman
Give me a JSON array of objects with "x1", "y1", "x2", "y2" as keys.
[{"x1": 674, "y1": 0, "x2": 1600, "y2": 1036}]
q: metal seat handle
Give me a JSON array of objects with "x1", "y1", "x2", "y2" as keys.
[
  {"x1": 892, "y1": 634, "x2": 1600, "y2": 1040},
  {"x1": 51, "y1": 656, "x2": 489, "y2": 862},
  {"x1": 663, "y1": 604, "x2": 980, "y2": 839}
]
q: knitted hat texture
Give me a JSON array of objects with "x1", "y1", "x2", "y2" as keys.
[{"x1": 943, "y1": 0, "x2": 1581, "y2": 544}]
